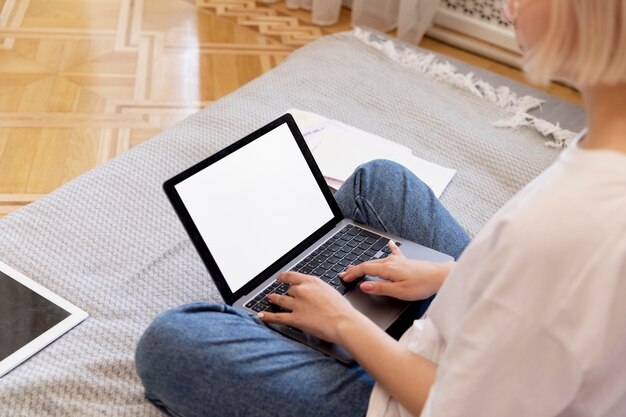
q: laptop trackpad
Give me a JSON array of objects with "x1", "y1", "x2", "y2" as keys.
[
  {"x1": 346, "y1": 277, "x2": 409, "y2": 330},
  {"x1": 270, "y1": 278, "x2": 409, "y2": 364}
]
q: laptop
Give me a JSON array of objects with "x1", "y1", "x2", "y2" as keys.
[{"x1": 163, "y1": 113, "x2": 453, "y2": 363}]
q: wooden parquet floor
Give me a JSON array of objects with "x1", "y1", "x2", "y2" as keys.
[{"x1": 0, "y1": 0, "x2": 581, "y2": 218}]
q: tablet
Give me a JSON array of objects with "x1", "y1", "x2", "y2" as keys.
[{"x1": 0, "y1": 260, "x2": 88, "y2": 378}]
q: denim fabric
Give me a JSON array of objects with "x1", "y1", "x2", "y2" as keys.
[
  {"x1": 335, "y1": 160, "x2": 470, "y2": 322},
  {"x1": 136, "y1": 303, "x2": 374, "y2": 417},
  {"x1": 136, "y1": 160, "x2": 471, "y2": 417},
  {"x1": 334, "y1": 160, "x2": 470, "y2": 260}
]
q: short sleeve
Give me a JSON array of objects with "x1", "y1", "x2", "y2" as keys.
[{"x1": 420, "y1": 300, "x2": 583, "y2": 417}]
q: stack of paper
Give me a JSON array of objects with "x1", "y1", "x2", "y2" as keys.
[{"x1": 288, "y1": 109, "x2": 456, "y2": 198}]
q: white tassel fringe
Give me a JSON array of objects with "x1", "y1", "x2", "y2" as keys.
[{"x1": 352, "y1": 28, "x2": 577, "y2": 148}]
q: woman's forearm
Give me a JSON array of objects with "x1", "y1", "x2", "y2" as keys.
[
  {"x1": 337, "y1": 312, "x2": 437, "y2": 416},
  {"x1": 433, "y1": 260, "x2": 456, "y2": 293}
]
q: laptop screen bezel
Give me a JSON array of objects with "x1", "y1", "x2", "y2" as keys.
[{"x1": 163, "y1": 113, "x2": 344, "y2": 305}]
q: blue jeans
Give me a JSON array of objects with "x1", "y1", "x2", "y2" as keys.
[{"x1": 136, "y1": 160, "x2": 470, "y2": 417}]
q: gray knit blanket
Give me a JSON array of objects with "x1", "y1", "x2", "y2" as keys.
[{"x1": 0, "y1": 30, "x2": 584, "y2": 416}]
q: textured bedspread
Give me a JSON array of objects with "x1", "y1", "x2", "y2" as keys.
[{"x1": 0, "y1": 30, "x2": 584, "y2": 416}]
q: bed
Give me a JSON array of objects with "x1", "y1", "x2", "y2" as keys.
[{"x1": 0, "y1": 29, "x2": 584, "y2": 417}]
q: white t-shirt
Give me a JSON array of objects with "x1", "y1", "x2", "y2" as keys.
[{"x1": 366, "y1": 137, "x2": 626, "y2": 417}]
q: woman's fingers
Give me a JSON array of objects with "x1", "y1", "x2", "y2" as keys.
[
  {"x1": 277, "y1": 271, "x2": 309, "y2": 285},
  {"x1": 257, "y1": 310, "x2": 291, "y2": 325},
  {"x1": 388, "y1": 240, "x2": 404, "y2": 257},
  {"x1": 267, "y1": 293, "x2": 295, "y2": 310},
  {"x1": 340, "y1": 241, "x2": 405, "y2": 281},
  {"x1": 359, "y1": 279, "x2": 399, "y2": 297},
  {"x1": 340, "y1": 259, "x2": 388, "y2": 282},
  {"x1": 258, "y1": 294, "x2": 296, "y2": 324}
]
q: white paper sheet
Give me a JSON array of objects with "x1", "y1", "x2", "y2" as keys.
[{"x1": 288, "y1": 109, "x2": 456, "y2": 198}]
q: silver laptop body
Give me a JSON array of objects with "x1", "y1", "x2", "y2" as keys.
[{"x1": 163, "y1": 114, "x2": 453, "y2": 363}]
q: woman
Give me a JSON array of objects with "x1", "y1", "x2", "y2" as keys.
[{"x1": 135, "y1": 0, "x2": 626, "y2": 416}]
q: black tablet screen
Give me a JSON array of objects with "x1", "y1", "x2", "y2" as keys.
[{"x1": 0, "y1": 270, "x2": 70, "y2": 361}]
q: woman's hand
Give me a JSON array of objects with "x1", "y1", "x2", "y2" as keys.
[
  {"x1": 259, "y1": 267, "x2": 439, "y2": 415},
  {"x1": 340, "y1": 241, "x2": 454, "y2": 301},
  {"x1": 258, "y1": 271, "x2": 362, "y2": 344}
]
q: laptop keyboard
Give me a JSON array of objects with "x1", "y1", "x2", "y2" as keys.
[{"x1": 245, "y1": 224, "x2": 400, "y2": 313}]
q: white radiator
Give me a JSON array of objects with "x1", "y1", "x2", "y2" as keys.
[{"x1": 428, "y1": 0, "x2": 523, "y2": 67}]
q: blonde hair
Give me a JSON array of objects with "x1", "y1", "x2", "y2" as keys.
[{"x1": 523, "y1": 0, "x2": 626, "y2": 86}]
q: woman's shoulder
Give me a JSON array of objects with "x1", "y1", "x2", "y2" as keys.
[
  {"x1": 489, "y1": 146, "x2": 626, "y2": 256},
  {"x1": 432, "y1": 157, "x2": 625, "y2": 361},
  {"x1": 443, "y1": 153, "x2": 626, "y2": 323}
]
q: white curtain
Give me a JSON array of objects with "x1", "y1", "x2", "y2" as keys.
[{"x1": 259, "y1": 0, "x2": 440, "y2": 43}]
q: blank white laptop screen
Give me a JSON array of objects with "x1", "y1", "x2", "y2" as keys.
[{"x1": 175, "y1": 123, "x2": 334, "y2": 293}]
